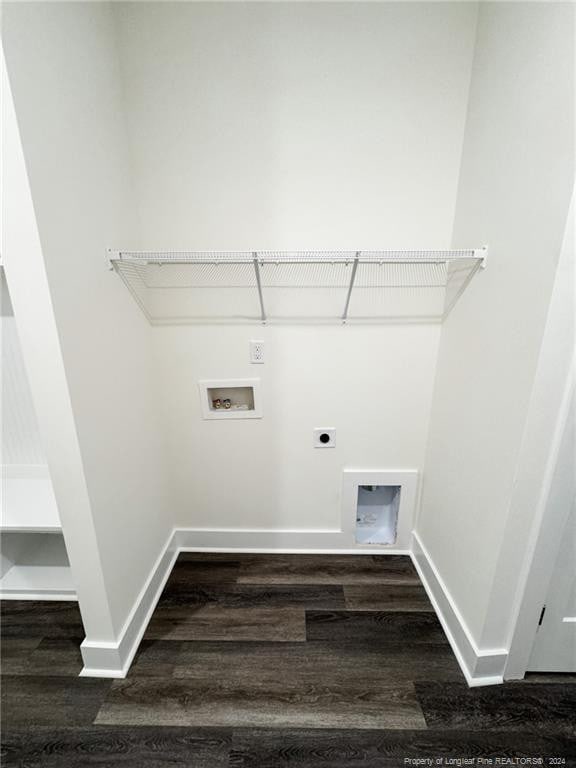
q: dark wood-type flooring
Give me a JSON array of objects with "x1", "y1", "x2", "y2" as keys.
[{"x1": 2, "y1": 553, "x2": 575, "y2": 766}]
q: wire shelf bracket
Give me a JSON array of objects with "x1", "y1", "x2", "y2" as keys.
[
  {"x1": 341, "y1": 251, "x2": 360, "y2": 323},
  {"x1": 253, "y1": 252, "x2": 267, "y2": 323},
  {"x1": 107, "y1": 248, "x2": 487, "y2": 325}
]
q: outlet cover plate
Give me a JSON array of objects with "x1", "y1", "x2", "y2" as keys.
[{"x1": 250, "y1": 340, "x2": 265, "y2": 364}]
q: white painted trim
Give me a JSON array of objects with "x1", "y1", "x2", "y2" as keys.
[
  {"x1": 0, "y1": 592, "x2": 77, "y2": 601},
  {"x1": 79, "y1": 667, "x2": 132, "y2": 679},
  {"x1": 179, "y1": 546, "x2": 411, "y2": 556},
  {"x1": 174, "y1": 526, "x2": 410, "y2": 554},
  {"x1": 80, "y1": 529, "x2": 178, "y2": 678},
  {"x1": 411, "y1": 531, "x2": 507, "y2": 687},
  {"x1": 176, "y1": 527, "x2": 341, "y2": 534}
]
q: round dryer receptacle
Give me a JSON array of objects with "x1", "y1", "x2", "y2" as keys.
[{"x1": 313, "y1": 427, "x2": 336, "y2": 448}]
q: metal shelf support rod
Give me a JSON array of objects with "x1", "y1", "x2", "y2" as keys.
[
  {"x1": 253, "y1": 252, "x2": 267, "y2": 323},
  {"x1": 341, "y1": 251, "x2": 360, "y2": 323}
]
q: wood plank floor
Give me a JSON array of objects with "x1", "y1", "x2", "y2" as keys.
[{"x1": 2, "y1": 553, "x2": 575, "y2": 766}]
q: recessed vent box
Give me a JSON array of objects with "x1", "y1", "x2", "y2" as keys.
[
  {"x1": 355, "y1": 484, "x2": 401, "y2": 545},
  {"x1": 341, "y1": 469, "x2": 418, "y2": 550}
]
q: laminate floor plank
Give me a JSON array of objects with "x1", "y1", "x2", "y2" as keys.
[
  {"x1": 237, "y1": 555, "x2": 420, "y2": 585},
  {"x1": 229, "y1": 728, "x2": 576, "y2": 768},
  {"x1": 0, "y1": 600, "x2": 84, "y2": 638},
  {"x1": 0, "y1": 636, "x2": 43, "y2": 675},
  {"x1": 415, "y1": 681, "x2": 576, "y2": 735},
  {"x1": 3, "y1": 553, "x2": 576, "y2": 766},
  {"x1": 164, "y1": 560, "x2": 240, "y2": 586},
  {"x1": 173, "y1": 640, "x2": 464, "y2": 684},
  {"x1": 10, "y1": 637, "x2": 83, "y2": 677},
  {"x1": 344, "y1": 584, "x2": 434, "y2": 612},
  {"x1": 523, "y1": 672, "x2": 576, "y2": 684},
  {"x1": 95, "y1": 677, "x2": 426, "y2": 730},
  {"x1": 145, "y1": 605, "x2": 306, "y2": 642},
  {"x1": 128, "y1": 639, "x2": 183, "y2": 678},
  {"x1": 1, "y1": 675, "x2": 111, "y2": 728},
  {"x1": 1, "y1": 726, "x2": 231, "y2": 768},
  {"x1": 178, "y1": 552, "x2": 251, "y2": 562},
  {"x1": 158, "y1": 583, "x2": 346, "y2": 610},
  {"x1": 306, "y1": 611, "x2": 448, "y2": 644}
]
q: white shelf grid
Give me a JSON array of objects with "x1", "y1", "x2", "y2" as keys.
[{"x1": 109, "y1": 249, "x2": 486, "y2": 324}]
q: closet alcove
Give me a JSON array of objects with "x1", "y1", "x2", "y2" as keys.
[{"x1": 4, "y1": 0, "x2": 571, "y2": 687}]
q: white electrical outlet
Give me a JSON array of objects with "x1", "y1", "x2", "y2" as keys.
[
  {"x1": 313, "y1": 428, "x2": 336, "y2": 448},
  {"x1": 250, "y1": 340, "x2": 265, "y2": 364}
]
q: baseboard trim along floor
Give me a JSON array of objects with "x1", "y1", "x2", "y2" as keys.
[{"x1": 79, "y1": 526, "x2": 506, "y2": 686}]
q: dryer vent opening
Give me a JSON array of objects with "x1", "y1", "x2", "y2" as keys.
[{"x1": 355, "y1": 485, "x2": 400, "y2": 545}]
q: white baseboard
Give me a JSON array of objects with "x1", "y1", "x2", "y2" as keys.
[
  {"x1": 79, "y1": 526, "x2": 504, "y2": 684},
  {"x1": 0, "y1": 591, "x2": 77, "y2": 601},
  {"x1": 80, "y1": 529, "x2": 179, "y2": 678},
  {"x1": 411, "y1": 531, "x2": 507, "y2": 687},
  {"x1": 174, "y1": 527, "x2": 410, "y2": 555},
  {"x1": 78, "y1": 526, "x2": 408, "y2": 677}
]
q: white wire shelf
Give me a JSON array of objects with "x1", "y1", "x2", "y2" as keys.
[{"x1": 108, "y1": 249, "x2": 486, "y2": 324}]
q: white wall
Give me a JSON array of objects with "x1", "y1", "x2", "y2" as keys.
[
  {"x1": 418, "y1": 2, "x2": 575, "y2": 647},
  {"x1": 2, "y1": 2, "x2": 175, "y2": 636},
  {"x1": 115, "y1": 2, "x2": 477, "y2": 251},
  {"x1": 154, "y1": 324, "x2": 439, "y2": 532},
  {"x1": 115, "y1": 2, "x2": 478, "y2": 534}
]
